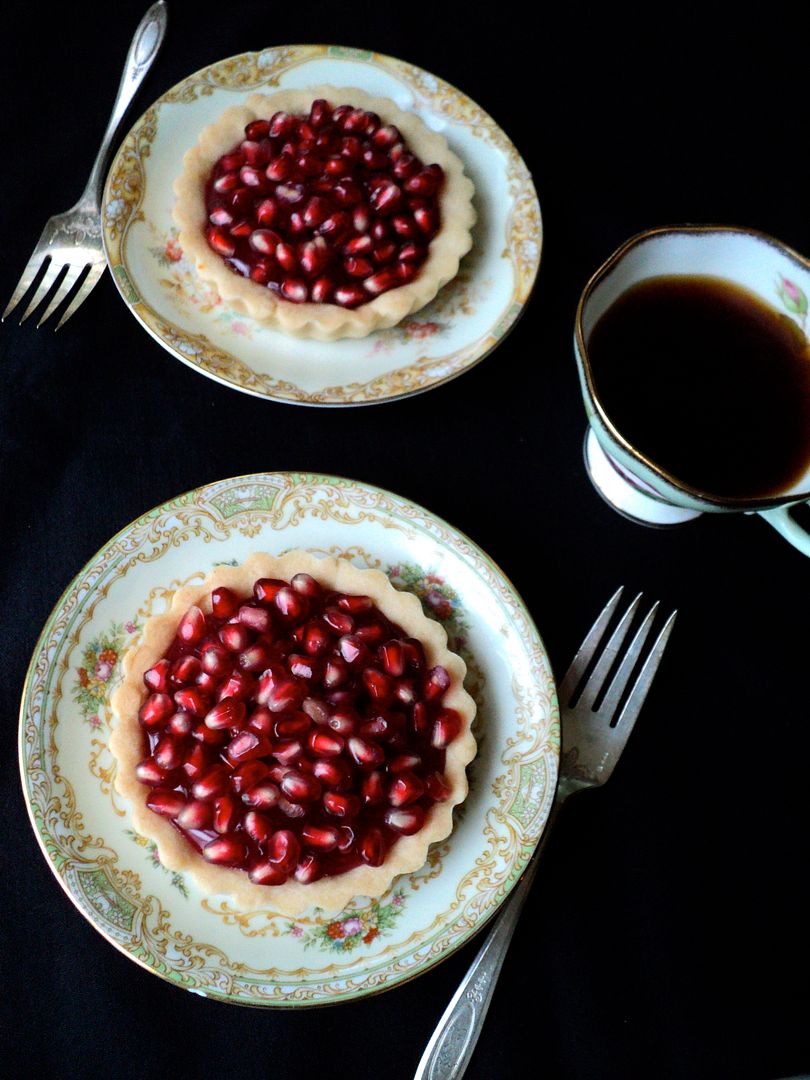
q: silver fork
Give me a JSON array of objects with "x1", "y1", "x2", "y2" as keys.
[
  {"x1": 2, "y1": 1, "x2": 167, "y2": 330},
  {"x1": 414, "y1": 587, "x2": 677, "y2": 1080}
]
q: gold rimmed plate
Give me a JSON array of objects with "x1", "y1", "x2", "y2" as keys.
[
  {"x1": 102, "y1": 45, "x2": 542, "y2": 406},
  {"x1": 19, "y1": 473, "x2": 558, "y2": 1006}
]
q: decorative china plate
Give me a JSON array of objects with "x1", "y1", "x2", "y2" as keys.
[
  {"x1": 19, "y1": 473, "x2": 558, "y2": 1006},
  {"x1": 102, "y1": 45, "x2": 542, "y2": 406}
]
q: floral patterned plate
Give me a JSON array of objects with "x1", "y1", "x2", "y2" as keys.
[
  {"x1": 102, "y1": 45, "x2": 542, "y2": 406},
  {"x1": 19, "y1": 473, "x2": 558, "y2": 1005}
]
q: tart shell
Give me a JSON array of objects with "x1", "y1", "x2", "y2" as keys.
[
  {"x1": 110, "y1": 551, "x2": 477, "y2": 916},
  {"x1": 173, "y1": 86, "x2": 477, "y2": 340}
]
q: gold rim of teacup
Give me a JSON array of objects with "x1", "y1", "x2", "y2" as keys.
[{"x1": 575, "y1": 223, "x2": 810, "y2": 509}]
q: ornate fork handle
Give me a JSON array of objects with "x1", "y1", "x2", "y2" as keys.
[
  {"x1": 81, "y1": 1, "x2": 168, "y2": 211},
  {"x1": 414, "y1": 803, "x2": 561, "y2": 1080}
]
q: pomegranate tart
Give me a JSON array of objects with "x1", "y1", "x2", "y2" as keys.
[
  {"x1": 110, "y1": 552, "x2": 476, "y2": 915},
  {"x1": 173, "y1": 86, "x2": 476, "y2": 339}
]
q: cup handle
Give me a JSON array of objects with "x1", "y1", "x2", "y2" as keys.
[{"x1": 757, "y1": 504, "x2": 810, "y2": 556}]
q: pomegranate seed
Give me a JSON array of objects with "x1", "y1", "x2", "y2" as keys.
[
  {"x1": 323, "y1": 657, "x2": 350, "y2": 688},
  {"x1": 230, "y1": 219, "x2": 253, "y2": 238},
  {"x1": 280, "y1": 770, "x2": 322, "y2": 802},
  {"x1": 227, "y1": 729, "x2": 272, "y2": 764},
  {"x1": 299, "y1": 237, "x2": 329, "y2": 276},
  {"x1": 309, "y1": 99, "x2": 331, "y2": 128},
  {"x1": 273, "y1": 739, "x2": 304, "y2": 767},
  {"x1": 311, "y1": 277, "x2": 334, "y2": 303},
  {"x1": 371, "y1": 219, "x2": 390, "y2": 241},
  {"x1": 146, "y1": 789, "x2": 186, "y2": 818},
  {"x1": 267, "y1": 829, "x2": 301, "y2": 873},
  {"x1": 245, "y1": 119, "x2": 271, "y2": 140},
  {"x1": 193, "y1": 721, "x2": 226, "y2": 746},
  {"x1": 313, "y1": 758, "x2": 353, "y2": 790},
  {"x1": 177, "y1": 605, "x2": 206, "y2": 645},
  {"x1": 362, "y1": 771, "x2": 385, "y2": 805},
  {"x1": 135, "y1": 757, "x2": 167, "y2": 786},
  {"x1": 294, "y1": 854, "x2": 323, "y2": 883},
  {"x1": 278, "y1": 796, "x2": 306, "y2": 819},
  {"x1": 244, "y1": 810, "x2": 272, "y2": 845},
  {"x1": 219, "y1": 622, "x2": 250, "y2": 653},
  {"x1": 232, "y1": 760, "x2": 270, "y2": 793},
  {"x1": 344, "y1": 256, "x2": 373, "y2": 278},
  {"x1": 360, "y1": 715, "x2": 390, "y2": 740},
  {"x1": 425, "y1": 771, "x2": 452, "y2": 802},
  {"x1": 249, "y1": 860, "x2": 288, "y2": 886},
  {"x1": 301, "y1": 824, "x2": 340, "y2": 851},
  {"x1": 391, "y1": 214, "x2": 418, "y2": 238},
  {"x1": 373, "y1": 124, "x2": 400, "y2": 147},
  {"x1": 276, "y1": 182, "x2": 305, "y2": 204},
  {"x1": 308, "y1": 730, "x2": 345, "y2": 757},
  {"x1": 217, "y1": 671, "x2": 254, "y2": 702},
  {"x1": 272, "y1": 712, "x2": 310, "y2": 739},
  {"x1": 348, "y1": 736, "x2": 385, "y2": 767},
  {"x1": 176, "y1": 799, "x2": 213, "y2": 831},
  {"x1": 432, "y1": 708, "x2": 462, "y2": 747},
  {"x1": 282, "y1": 278, "x2": 309, "y2": 303},
  {"x1": 204, "y1": 697, "x2": 246, "y2": 731},
  {"x1": 338, "y1": 634, "x2": 368, "y2": 666},
  {"x1": 392, "y1": 153, "x2": 420, "y2": 180},
  {"x1": 364, "y1": 268, "x2": 399, "y2": 295},
  {"x1": 379, "y1": 640, "x2": 406, "y2": 677},
  {"x1": 414, "y1": 206, "x2": 438, "y2": 236},
  {"x1": 303, "y1": 620, "x2": 330, "y2": 656},
  {"x1": 370, "y1": 181, "x2": 402, "y2": 215},
  {"x1": 153, "y1": 735, "x2": 188, "y2": 771},
  {"x1": 362, "y1": 667, "x2": 394, "y2": 702},
  {"x1": 339, "y1": 135, "x2": 362, "y2": 161},
  {"x1": 302, "y1": 697, "x2": 331, "y2": 725},
  {"x1": 207, "y1": 225, "x2": 236, "y2": 255},
  {"x1": 269, "y1": 110, "x2": 294, "y2": 137},
  {"x1": 139, "y1": 692, "x2": 174, "y2": 730},
  {"x1": 333, "y1": 284, "x2": 366, "y2": 307},
  {"x1": 242, "y1": 782, "x2": 281, "y2": 810},
  {"x1": 143, "y1": 659, "x2": 171, "y2": 693},
  {"x1": 353, "y1": 204, "x2": 371, "y2": 232},
  {"x1": 173, "y1": 687, "x2": 209, "y2": 717},
  {"x1": 237, "y1": 603, "x2": 272, "y2": 633},
  {"x1": 345, "y1": 235, "x2": 374, "y2": 257},
  {"x1": 192, "y1": 765, "x2": 232, "y2": 801},
  {"x1": 373, "y1": 242, "x2": 398, "y2": 266},
  {"x1": 254, "y1": 578, "x2": 286, "y2": 604},
  {"x1": 219, "y1": 151, "x2": 245, "y2": 172},
  {"x1": 183, "y1": 743, "x2": 213, "y2": 780},
  {"x1": 359, "y1": 827, "x2": 386, "y2": 866},
  {"x1": 333, "y1": 178, "x2": 363, "y2": 206},
  {"x1": 211, "y1": 586, "x2": 240, "y2": 618},
  {"x1": 213, "y1": 174, "x2": 239, "y2": 195},
  {"x1": 424, "y1": 666, "x2": 451, "y2": 701},
  {"x1": 327, "y1": 708, "x2": 357, "y2": 736},
  {"x1": 323, "y1": 791, "x2": 360, "y2": 818},
  {"x1": 323, "y1": 607, "x2": 354, "y2": 634},
  {"x1": 200, "y1": 643, "x2": 230, "y2": 678},
  {"x1": 336, "y1": 825, "x2": 355, "y2": 852},
  {"x1": 385, "y1": 805, "x2": 426, "y2": 835},
  {"x1": 203, "y1": 834, "x2": 248, "y2": 866},
  {"x1": 238, "y1": 641, "x2": 274, "y2": 673},
  {"x1": 214, "y1": 794, "x2": 243, "y2": 833},
  {"x1": 388, "y1": 770, "x2": 425, "y2": 807}
]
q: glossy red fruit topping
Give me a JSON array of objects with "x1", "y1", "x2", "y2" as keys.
[
  {"x1": 135, "y1": 573, "x2": 463, "y2": 885},
  {"x1": 203, "y1": 100, "x2": 445, "y2": 307}
]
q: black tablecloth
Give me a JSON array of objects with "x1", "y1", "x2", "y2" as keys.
[{"x1": 3, "y1": 3, "x2": 808, "y2": 1077}]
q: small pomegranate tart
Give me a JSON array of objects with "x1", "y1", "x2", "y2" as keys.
[
  {"x1": 110, "y1": 552, "x2": 476, "y2": 915},
  {"x1": 173, "y1": 86, "x2": 476, "y2": 339}
]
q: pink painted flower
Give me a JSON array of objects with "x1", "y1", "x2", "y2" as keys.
[
  {"x1": 392, "y1": 894, "x2": 404, "y2": 907},
  {"x1": 125, "y1": 621, "x2": 137, "y2": 634},
  {"x1": 406, "y1": 320, "x2": 442, "y2": 340},
  {"x1": 389, "y1": 565, "x2": 401, "y2": 579},
  {"x1": 231, "y1": 320, "x2": 250, "y2": 336},
  {"x1": 290, "y1": 925, "x2": 303, "y2": 938},
  {"x1": 89, "y1": 714, "x2": 102, "y2": 729},
  {"x1": 426, "y1": 590, "x2": 452, "y2": 620},
  {"x1": 342, "y1": 917, "x2": 363, "y2": 936},
  {"x1": 94, "y1": 659, "x2": 114, "y2": 682},
  {"x1": 426, "y1": 573, "x2": 444, "y2": 585},
  {"x1": 165, "y1": 237, "x2": 183, "y2": 262}
]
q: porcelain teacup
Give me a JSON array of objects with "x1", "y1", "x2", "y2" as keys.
[{"x1": 574, "y1": 224, "x2": 810, "y2": 556}]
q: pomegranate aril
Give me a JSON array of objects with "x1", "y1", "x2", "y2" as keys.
[
  {"x1": 183, "y1": 743, "x2": 213, "y2": 780},
  {"x1": 412, "y1": 701, "x2": 430, "y2": 733},
  {"x1": 144, "y1": 659, "x2": 171, "y2": 693},
  {"x1": 309, "y1": 99, "x2": 332, "y2": 128},
  {"x1": 244, "y1": 810, "x2": 272, "y2": 845},
  {"x1": 336, "y1": 825, "x2": 356, "y2": 853},
  {"x1": 301, "y1": 824, "x2": 340, "y2": 851},
  {"x1": 252, "y1": 579, "x2": 284, "y2": 605},
  {"x1": 360, "y1": 715, "x2": 390, "y2": 740},
  {"x1": 273, "y1": 738, "x2": 304, "y2": 765},
  {"x1": 146, "y1": 789, "x2": 186, "y2": 819},
  {"x1": 204, "y1": 696, "x2": 246, "y2": 731},
  {"x1": 280, "y1": 278, "x2": 308, "y2": 303},
  {"x1": 232, "y1": 760, "x2": 271, "y2": 793},
  {"x1": 272, "y1": 712, "x2": 310, "y2": 739},
  {"x1": 311, "y1": 277, "x2": 334, "y2": 303},
  {"x1": 385, "y1": 805, "x2": 426, "y2": 834},
  {"x1": 388, "y1": 770, "x2": 425, "y2": 807},
  {"x1": 345, "y1": 234, "x2": 374, "y2": 256},
  {"x1": 303, "y1": 619, "x2": 331, "y2": 656},
  {"x1": 211, "y1": 586, "x2": 240, "y2": 618},
  {"x1": 353, "y1": 204, "x2": 371, "y2": 233},
  {"x1": 414, "y1": 206, "x2": 438, "y2": 236},
  {"x1": 230, "y1": 219, "x2": 253, "y2": 238},
  {"x1": 176, "y1": 799, "x2": 214, "y2": 831},
  {"x1": 308, "y1": 730, "x2": 345, "y2": 757},
  {"x1": 363, "y1": 666, "x2": 394, "y2": 702},
  {"x1": 323, "y1": 657, "x2": 350, "y2": 688},
  {"x1": 425, "y1": 771, "x2": 452, "y2": 802},
  {"x1": 268, "y1": 828, "x2": 301, "y2": 873},
  {"x1": 364, "y1": 268, "x2": 399, "y2": 295},
  {"x1": 192, "y1": 765, "x2": 232, "y2": 801},
  {"x1": 278, "y1": 796, "x2": 306, "y2": 820},
  {"x1": 154, "y1": 734, "x2": 188, "y2": 771},
  {"x1": 213, "y1": 174, "x2": 239, "y2": 195},
  {"x1": 327, "y1": 708, "x2": 357, "y2": 736},
  {"x1": 176, "y1": 605, "x2": 206, "y2": 645},
  {"x1": 348, "y1": 736, "x2": 385, "y2": 767},
  {"x1": 334, "y1": 284, "x2": 366, "y2": 307},
  {"x1": 238, "y1": 641, "x2": 275, "y2": 672},
  {"x1": 219, "y1": 622, "x2": 251, "y2": 653},
  {"x1": 219, "y1": 151, "x2": 245, "y2": 172},
  {"x1": 217, "y1": 670, "x2": 254, "y2": 702},
  {"x1": 294, "y1": 854, "x2": 323, "y2": 883},
  {"x1": 359, "y1": 827, "x2": 386, "y2": 867},
  {"x1": 242, "y1": 781, "x2": 281, "y2": 810},
  {"x1": 424, "y1": 665, "x2": 451, "y2": 701},
  {"x1": 245, "y1": 118, "x2": 271, "y2": 140},
  {"x1": 135, "y1": 757, "x2": 168, "y2": 786},
  {"x1": 139, "y1": 692, "x2": 174, "y2": 730},
  {"x1": 280, "y1": 770, "x2": 321, "y2": 802},
  {"x1": 323, "y1": 791, "x2": 360, "y2": 819},
  {"x1": 227, "y1": 729, "x2": 272, "y2": 764},
  {"x1": 392, "y1": 153, "x2": 420, "y2": 180},
  {"x1": 389, "y1": 752, "x2": 422, "y2": 774},
  {"x1": 276, "y1": 182, "x2": 305, "y2": 204},
  {"x1": 214, "y1": 794, "x2": 243, "y2": 833},
  {"x1": 200, "y1": 643, "x2": 230, "y2": 678},
  {"x1": 379, "y1": 639, "x2": 406, "y2": 676},
  {"x1": 249, "y1": 860, "x2": 288, "y2": 886},
  {"x1": 299, "y1": 237, "x2": 328, "y2": 275},
  {"x1": 173, "y1": 687, "x2": 209, "y2": 717},
  {"x1": 302, "y1": 696, "x2": 331, "y2": 725},
  {"x1": 313, "y1": 758, "x2": 353, "y2": 790},
  {"x1": 203, "y1": 834, "x2": 248, "y2": 867},
  {"x1": 323, "y1": 607, "x2": 354, "y2": 634},
  {"x1": 372, "y1": 124, "x2": 400, "y2": 148},
  {"x1": 338, "y1": 634, "x2": 369, "y2": 666},
  {"x1": 432, "y1": 708, "x2": 462, "y2": 747},
  {"x1": 333, "y1": 178, "x2": 363, "y2": 206}
]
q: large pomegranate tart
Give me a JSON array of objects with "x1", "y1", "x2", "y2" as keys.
[
  {"x1": 110, "y1": 552, "x2": 476, "y2": 915},
  {"x1": 173, "y1": 86, "x2": 476, "y2": 339}
]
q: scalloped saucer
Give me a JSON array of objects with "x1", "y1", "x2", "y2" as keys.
[
  {"x1": 20, "y1": 473, "x2": 558, "y2": 1006},
  {"x1": 102, "y1": 45, "x2": 542, "y2": 406}
]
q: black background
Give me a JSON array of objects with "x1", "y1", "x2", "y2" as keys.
[{"x1": 2, "y1": 2, "x2": 809, "y2": 1078}]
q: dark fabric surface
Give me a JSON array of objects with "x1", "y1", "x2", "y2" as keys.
[{"x1": 2, "y1": 3, "x2": 809, "y2": 1078}]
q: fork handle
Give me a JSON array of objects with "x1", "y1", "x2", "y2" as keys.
[
  {"x1": 81, "y1": 1, "x2": 168, "y2": 209},
  {"x1": 413, "y1": 800, "x2": 561, "y2": 1080}
]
